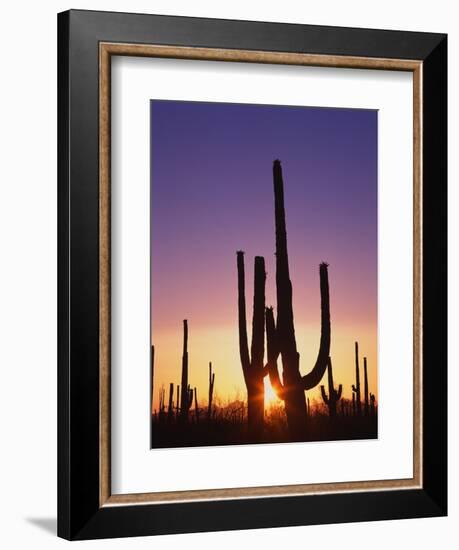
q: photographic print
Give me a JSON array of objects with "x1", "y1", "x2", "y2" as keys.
[
  {"x1": 150, "y1": 100, "x2": 378, "y2": 448},
  {"x1": 59, "y1": 13, "x2": 447, "y2": 538}
]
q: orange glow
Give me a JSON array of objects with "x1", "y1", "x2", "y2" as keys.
[
  {"x1": 151, "y1": 322, "x2": 377, "y2": 412},
  {"x1": 263, "y1": 377, "x2": 280, "y2": 407}
]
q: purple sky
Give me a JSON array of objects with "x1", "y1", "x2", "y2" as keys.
[{"x1": 150, "y1": 100, "x2": 377, "y2": 405}]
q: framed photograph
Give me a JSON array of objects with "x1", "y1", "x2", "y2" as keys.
[{"x1": 58, "y1": 9, "x2": 447, "y2": 540}]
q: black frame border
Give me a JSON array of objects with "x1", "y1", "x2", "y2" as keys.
[{"x1": 58, "y1": 9, "x2": 447, "y2": 540}]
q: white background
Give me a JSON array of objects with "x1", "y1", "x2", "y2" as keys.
[
  {"x1": 0, "y1": 0, "x2": 455, "y2": 548},
  {"x1": 111, "y1": 58, "x2": 413, "y2": 494}
]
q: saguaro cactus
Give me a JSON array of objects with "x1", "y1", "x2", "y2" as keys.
[
  {"x1": 194, "y1": 388, "x2": 199, "y2": 423},
  {"x1": 352, "y1": 342, "x2": 362, "y2": 416},
  {"x1": 179, "y1": 320, "x2": 193, "y2": 422},
  {"x1": 208, "y1": 362, "x2": 215, "y2": 421},
  {"x1": 237, "y1": 251, "x2": 267, "y2": 433},
  {"x1": 320, "y1": 357, "x2": 342, "y2": 417},
  {"x1": 265, "y1": 160, "x2": 331, "y2": 438},
  {"x1": 370, "y1": 393, "x2": 376, "y2": 416},
  {"x1": 351, "y1": 391, "x2": 356, "y2": 416},
  {"x1": 150, "y1": 345, "x2": 155, "y2": 415},
  {"x1": 185, "y1": 385, "x2": 194, "y2": 413},
  {"x1": 167, "y1": 383, "x2": 174, "y2": 422},
  {"x1": 363, "y1": 356, "x2": 369, "y2": 416},
  {"x1": 158, "y1": 385, "x2": 166, "y2": 421}
]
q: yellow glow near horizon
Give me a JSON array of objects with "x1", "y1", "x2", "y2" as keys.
[{"x1": 151, "y1": 322, "x2": 377, "y2": 412}]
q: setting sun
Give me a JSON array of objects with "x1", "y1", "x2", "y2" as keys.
[{"x1": 264, "y1": 377, "x2": 281, "y2": 407}]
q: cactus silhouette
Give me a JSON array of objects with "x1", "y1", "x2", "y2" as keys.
[
  {"x1": 237, "y1": 251, "x2": 267, "y2": 433},
  {"x1": 185, "y1": 384, "x2": 194, "y2": 414},
  {"x1": 179, "y1": 320, "x2": 193, "y2": 421},
  {"x1": 351, "y1": 391, "x2": 356, "y2": 416},
  {"x1": 194, "y1": 387, "x2": 199, "y2": 423},
  {"x1": 363, "y1": 356, "x2": 369, "y2": 416},
  {"x1": 320, "y1": 357, "x2": 342, "y2": 417},
  {"x1": 150, "y1": 345, "x2": 155, "y2": 415},
  {"x1": 158, "y1": 384, "x2": 166, "y2": 422},
  {"x1": 370, "y1": 393, "x2": 376, "y2": 416},
  {"x1": 265, "y1": 160, "x2": 331, "y2": 438},
  {"x1": 167, "y1": 382, "x2": 174, "y2": 422},
  {"x1": 175, "y1": 385, "x2": 180, "y2": 418},
  {"x1": 207, "y1": 362, "x2": 215, "y2": 421},
  {"x1": 352, "y1": 342, "x2": 362, "y2": 416}
]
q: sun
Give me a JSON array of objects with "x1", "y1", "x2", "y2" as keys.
[{"x1": 264, "y1": 376, "x2": 281, "y2": 407}]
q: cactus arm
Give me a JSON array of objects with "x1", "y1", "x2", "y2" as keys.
[
  {"x1": 265, "y1": 306, "x2": 284, "y2": 399},
  {"x1": 251, "y1": 256, "x2": 266, "y2": 371},
  {"x1": 352, "y1": 384, "x2": 357, "y2": 393},
  {"x1": 336, "y1": 384, "x2": 343, "y2": 401},
  {"x1": 302, "y1": 263, "x2": 331, "y2": 390},
  {"x1": 268, "y1": 363, "x2": 284, "y2": 400},
  {"x1": 237, "y1": 251, "x2": 251, "y2": 379},
  {"x1": 320, "y1": 385, "x2": 329, "y2": 405}
]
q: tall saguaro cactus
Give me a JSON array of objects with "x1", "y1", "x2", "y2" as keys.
[
  {"x1": 180, "y1": 320, "x2": 192, "y2": 421},
  {"x1": 320, "y1": 357, "x2": 342, "y2": 417},
  {"x1": 237, "y1": 251, "x2": 267, "y2": 433},
  {"x1": 363, "y1": 356, "x2": 369, "y2": 416},
  {"x1": 266, "y1": 160, "x2": 331, "y2": 438},
  {"x1": 352, "y1": 342, "x2": 362, "y2": 416}
]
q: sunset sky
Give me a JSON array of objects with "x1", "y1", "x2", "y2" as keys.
[{"x1": 150, "y1": 100, "x2": 377, "y2": 412}]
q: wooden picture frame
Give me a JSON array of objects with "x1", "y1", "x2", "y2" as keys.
[{"x1": 58, "y1": 9, "x2": 447, "y2": 540}]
